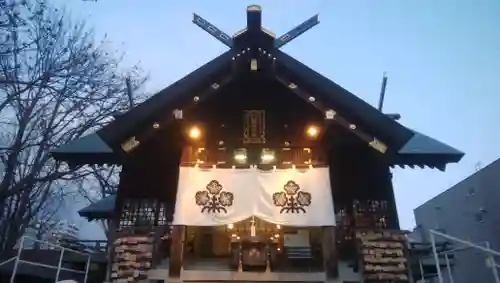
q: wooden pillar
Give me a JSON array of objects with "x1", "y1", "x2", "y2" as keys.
[
  {"x1": 168, "y1": 225, "x2": 186, "y2": 278},
  {"x1": 322, "y1": 226, "x2": 339, "y2": 279}
]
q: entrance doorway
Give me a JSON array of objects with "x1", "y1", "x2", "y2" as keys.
[{"x1": 183, "y1": 218, "x2": 324, "y2": 272}]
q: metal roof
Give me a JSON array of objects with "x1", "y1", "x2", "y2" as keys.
[
  {"x1": 78, "y1": 195, "x2": 116, "y2": 221},
  {"x1": 399, "y1": 130, "x2": 463, "y2": 156}
]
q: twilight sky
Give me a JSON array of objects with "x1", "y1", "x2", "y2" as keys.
[{"x1": 56, "y1": 0, "x2": 500, "y2": 239}]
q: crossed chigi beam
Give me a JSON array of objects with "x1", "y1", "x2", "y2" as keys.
[{"x1": 193, "y1": 5, "x2": 319, "y2": 49}]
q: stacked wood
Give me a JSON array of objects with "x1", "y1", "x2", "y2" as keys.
[{"x1": 356, "y1": 230, "x2": 409, "y2": 283}]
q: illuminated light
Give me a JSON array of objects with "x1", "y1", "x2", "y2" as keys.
[
  {"x1": 274, "y1": 234, "x2": 280, "y2": 238},
  {"x1": 193, "y1": 96, "x2": 199, "y2": 102},
  {"x1": 188, "y1": 126, "x2": 201, "y2": 140},
  {"x1": 276, "y1": 224, "x2": 281, "y2": 229},
  {"x1": 211, "y1": 83, "x2": 219, "y2": 89},
  {"x1": 308, "y1": 96, "x2": 315, "y2": 102},
  {"x1": 288, "y1": 83, "x2": 297, "y2": 89},
  {"x1": 234, "y1": 148, "x2": 247, "y2": 163},
  {"x1": 234, "y1": 154, "x2": 247, "y2": 162},
  {"x1": 349, "y1": 124, "x2": 356, "y2": 130},
  {"x1": 261, "y1": 148, "x2": 275, "y2": 164},
  {"x1": 227, "y1": 223, "x2": 234, "y2": 229},
  {"x1": 277, "y1": 247, "x2": 281, "y2": 251},
  {"x1": 261, "y1": 154, "x2": 274, "y2": 162},
  {"x1": 306, "y1": 125, "x2": 320, "y2": 138},
  {"x1": 232, "y1": 234, "x2": 237, "y2": 237},
  {"x1": 236, "y1": 236, "x2": 240, "y2": 240},
  {"x1": 153, "y1": 123, "x2": 160, "y2": 129}
]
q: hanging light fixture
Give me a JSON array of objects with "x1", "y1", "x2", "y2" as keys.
[
  {"x1": 234, "y1": 148, "x2": 247, "y2": 164},
  {"x1": 261, "y1": 148, "x2": 275, "y2": 164}
]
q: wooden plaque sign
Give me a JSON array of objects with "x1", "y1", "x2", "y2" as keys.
[
  {"x1": 356, "y1": 230, "x2": 409, "y2": 283},
  {"x1": 243, "y1": 110, "x2": 266, "y2": 144}
]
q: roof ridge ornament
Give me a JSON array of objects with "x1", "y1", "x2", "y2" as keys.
[
  {"x1": 192, "y1": 5, "x2": 319, "y2": 50},
  {"x1": 192, "y1": 13, "x2": 233, "y2": 48},
  {"x1": 274, "y1": 15, "x2": 319, "y2": 49}
]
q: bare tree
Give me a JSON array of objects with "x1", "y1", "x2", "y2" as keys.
[{"x1": 0, "y1": 0, "x2": 147, "y2": 254}]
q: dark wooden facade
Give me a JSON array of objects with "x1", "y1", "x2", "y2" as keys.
[{"x1": 53, "y1": 5, "x2": 464, "y2": 282}]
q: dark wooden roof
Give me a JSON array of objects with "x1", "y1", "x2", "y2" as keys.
[
  {"x1": 52, "y1": 5, "x2": 463, "y2": 170},
  {"x1": 78, "y1": 195, "x2": 116, "y2": 221}
]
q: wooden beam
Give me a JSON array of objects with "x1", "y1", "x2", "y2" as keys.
[
  {"x1": 193, "y1": 14, "x2": 233, "y2": 48},
  {"x1": 168, "y1": 225, "x2": 186, "y2": 278},
  {"x1": 275, "y1": 15, "x2": 319, "y2": 49}
]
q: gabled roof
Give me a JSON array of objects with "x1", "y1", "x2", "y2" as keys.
[
  {"x1": 400, "y1": 131, "x2": 463, "y2": 155},
  {"x1": 273, "y1": 50, "x2": 412, "y2": 148},
  {"x1": 52, "y1": 5, "x2": 463, "y2": 171},
  {"x1": 97, "y1": 51, "x2": 233, "y2": 147}
]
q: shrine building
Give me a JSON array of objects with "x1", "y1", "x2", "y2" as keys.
[{"x1": 52, "y1": 5, "x2": 464, "y2": 283}]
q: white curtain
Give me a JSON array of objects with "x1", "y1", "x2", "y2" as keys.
[{"x1": 172, "y1": 167, "x2": 336, "y2": 227}]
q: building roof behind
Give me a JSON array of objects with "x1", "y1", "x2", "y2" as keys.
[{"x1": 414, "y1": 157, "x2": 500, "y2": 212}]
